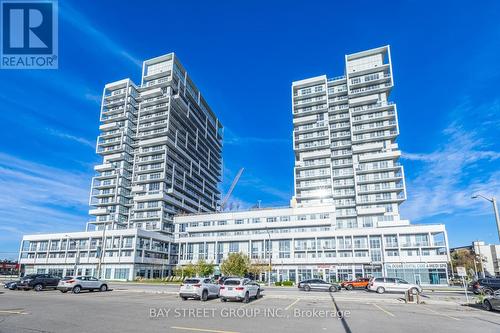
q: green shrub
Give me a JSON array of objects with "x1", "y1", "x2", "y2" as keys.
[
  {"x1": 282, "y1": 280, "x2": 294, "y2": 286},
  {"x1": 274, "y1": 281, "x2": 282, "y2": 286}
]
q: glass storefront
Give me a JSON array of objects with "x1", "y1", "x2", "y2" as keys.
[{"x1": 385, "y1": 266, "x2": 448, "y2": 285}]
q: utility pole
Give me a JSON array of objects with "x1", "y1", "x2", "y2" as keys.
[{"x1": 472, "y1": 195, "x2": 500, "y2": 242}]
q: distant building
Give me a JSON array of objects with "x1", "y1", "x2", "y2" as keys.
[
  {"x1": 451, "y1": 241, "x2": 500, "y2": 277},
  {"x1": 0, "y1": 260, "x2": 19, "y2": 275}
]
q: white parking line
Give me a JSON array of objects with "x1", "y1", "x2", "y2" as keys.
[
  {"x1": 0, "y1": 310, "x2": 28, "y2": 315},
  {"x1": 285, "y1": 298, "x2": 301, "y2": 311},
  {"x1": 370, "y1": 303, "x2": 395, "y2": 317},
  {"x1": 171, "y1": 326, "x2": 239, "y2": 333},
  {"x1": 421, "y1": 306, "x2": 460, "y2": 321}
]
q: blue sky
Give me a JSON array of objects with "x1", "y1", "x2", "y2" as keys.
[{"x1": 1, "y1": 0, "x2": 499, "y2": 259}]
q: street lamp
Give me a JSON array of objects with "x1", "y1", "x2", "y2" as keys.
[
  {"x1": 265, "y1": 227, "x2": 272, "y2": 287},
  {"x1": 471, "y1": 194, "x2": 500, "y2": 241}
]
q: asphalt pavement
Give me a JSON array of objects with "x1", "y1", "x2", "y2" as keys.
[{"x1": 0, "y1": 283, "x2": 498, "y2": 333}]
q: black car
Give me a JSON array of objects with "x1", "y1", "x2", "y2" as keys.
[
  {"x1": 472, "y1": 278, "x2": 500, "y2": 295},
  {"x1": 18, "y1": 274, "x2": 60, "y2": 291},
  {"x1": 3, "y1": 280, "x2": 20, "y2": 290}
]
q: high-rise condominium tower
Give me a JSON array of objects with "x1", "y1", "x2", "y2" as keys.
[
  {"x1": 89, "y1": 53, "x2": 223, "y2": 234},
  {"x1": 292, "y1": 46, "x2": 405, "y2": 230}
]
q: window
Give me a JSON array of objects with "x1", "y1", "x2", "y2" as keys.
[
  {"x1": 149, "y1": 182, "x2": 160, "y2": 191},
  {"x1": 229, "y1": 242, "x2": 239, "y2": 253},
  {"x1": 114, "y1": 268, "x2": 130, "y2": 280}
]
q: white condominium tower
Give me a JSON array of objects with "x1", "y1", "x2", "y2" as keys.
[
  {"x1": 89, "y1": 53, "x2": 223, "y2": 234},
  {"x1": 293, "y1": 46, "x2": 405, "y2": 230}
]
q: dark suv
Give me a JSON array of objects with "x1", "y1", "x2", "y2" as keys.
[
  {"x1": 472, "y1": 278, "x2": 500, "y2": 295},
  {"x1": 18, "y1": 274, "x2": 60, "y2": 291}
]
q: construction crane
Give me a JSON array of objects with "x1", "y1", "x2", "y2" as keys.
[{"x1": 219, "y1": 168, "x2": 244, "y2": 211}]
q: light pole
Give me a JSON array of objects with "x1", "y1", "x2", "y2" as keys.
[
  {"x1": 471, "y1": 194, "x2": 500, "y2": 242},
  {"x1": 265, "y1": 227, "x2": 272, "y2": 287}
]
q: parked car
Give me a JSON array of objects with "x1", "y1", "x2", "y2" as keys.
[
  {"x1": 341, "y1": 278, "x2": 370, "y2": 290},
  {"x1": 368, "y1": 277, "x2": 422, "y2": 294},
  {"x1": 483, "y1": 290, "x2": 500, "y2": 311},
  {"x1": 3, "y1": 280, "x2": 20, "y2": 290},
  {"x1": 297, "y1": 279, "x2": 341, "y2": 292},
  {"x1": 472, "y1": 278, "x2": 500, "y2": 295},
  {"x1": 219, "y1": 278, "x2": 261, "y2": 303},
  {"x1": 57, "y1": 276, "x2": 108, "y2": 294},
  {"x1": 18, "y1": 274, "x2": 60, "y2": 291},
  {"x1": 179, "y1": 278, "x2": 220, "y2": 301}
]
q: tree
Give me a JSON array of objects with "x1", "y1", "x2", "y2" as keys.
[
  {"x1": 175, "y1": 262, "x2": 196, "y2": 278},
  {"x1": 195, "y1": 259, "x2": 214, "y2": 277},
  {"x1": 451, "y1": 249, "x2": 482, "y2": 278},
  {"x1": 220, "y1": 252, "x2": 250, "y2": 277},
  {"x1": 248, "y1": 260, "x2": 268, "y2": 281}
]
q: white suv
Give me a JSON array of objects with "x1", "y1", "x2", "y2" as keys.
[
  {"x1": 368, "y1": 277, "x2": 422, "y2": 294},
  {"x1": 219, "y1": 278, "x2": 261, "y2": 303},
  {"x1": 179, "y1": 278, "x2": 220, "y2": 301},
  {"x1": 57, "y1": 276, "x2": 108, "y2": 294}
]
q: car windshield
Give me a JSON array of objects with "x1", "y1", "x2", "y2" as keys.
[
  {"x1": 62, "y1": 276, "x2": 74, "y2": 281},
  {"x1": 224, "y1": 280, "x2": 241, "y2": 285},
  {"x1": 23, "y1": 275, "x2": 36, "y2": 279},
  {"x1": 184, "y1": 279, "x2": 200, "y2": 284}
]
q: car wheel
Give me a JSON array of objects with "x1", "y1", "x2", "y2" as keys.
[
  {"x1": 256, "y1": 289, "x2": 261, "y2": 298},
  {"x1": 100, "y1": 284, "x2": 108, "y2": 292},
  {"x1": 201, "y1": 290, "x2": 208, "y2": 302},
  {"x1": 243, "y1": 292, "x2": 250, "y2": 303},
  {"x1": 483, "y1": 300, "x2": 493, "y2": 311},
  {"x1": 220, "y1": 297, "x2": 227, "y2": 302},
  {"x1": 484, "y1": 288, "x2": 494, "y2": 296},
  {"x1": 33, "y1": 284, "x2": 43, "y2": 292},
  {"x1": 72, "y1": 285, "x2": 81, "y2": 294},
  {"x1": 346, "y1": 285, "x2": 353, "y2": 291},
  {"x1": 181, "y1": 296, "x2": 188, "y2": 301},
  {"x1": 410, "y1": 287, "x2": 419, "y2": 295},
  {"x1": 304, "y1": 285, "x2": 311, "y2": 292},
  {"x1": 376, "y1": 287, "x2": 385, "y2": 294},
  {"x1": 329, "y1": 286, "x2": 336, "y2": 292}
]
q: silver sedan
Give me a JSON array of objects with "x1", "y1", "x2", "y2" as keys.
[{"x1": 483, "y1": 290, "x2": 500, "y2": 311}]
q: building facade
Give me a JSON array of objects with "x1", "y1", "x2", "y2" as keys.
[
  {"x1": 19, "y1": 53, "x2": 222, "y2": 280},
  {"x1": 18, "y1": 229, "x2": 175, "y2": 281},
  {"x1": 292, "y1": 46, "x2": 404, "y2": 231},
  {"x1": 174, "y1": 46, "x2": 450, "y2": 285},
  {"x1": 89, "y1": 53, "x2": 223, "y2": 234},
  {"x1": 18, "y1": 46, "x2": 451, "y2": 284},
  {"x1": 175, "y1": 205, "x2": 449, "y2": 285}
]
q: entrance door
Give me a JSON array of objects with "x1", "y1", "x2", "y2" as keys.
[{"x1": 414, "y1": 274, "x2": 421, "y2": 285}]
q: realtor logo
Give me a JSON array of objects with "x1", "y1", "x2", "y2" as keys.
[{"x1": 1, "y1": 0, "x2": 58, "y2": 69}]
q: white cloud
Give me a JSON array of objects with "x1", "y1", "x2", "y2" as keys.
[
  {"x1": 60, "y1": 2, "x2": 142, "y2": 69},
  {"x1": 0, "y1": 153, "x2": 91, "y2": 239},
  {"x1": 46, "y1": 128, "x2": 95, "y2": 148},
  {"x1": 401, "y1": 101, "x2": 500, "y2": 221}
]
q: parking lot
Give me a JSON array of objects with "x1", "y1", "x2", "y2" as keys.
[{"x1": 1, "y1": 284, "x2": 500, "y2": 333}]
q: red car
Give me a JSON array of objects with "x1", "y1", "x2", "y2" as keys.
[{"x1": 341, "y1": 278, "x2": 370, "y2": 290}]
